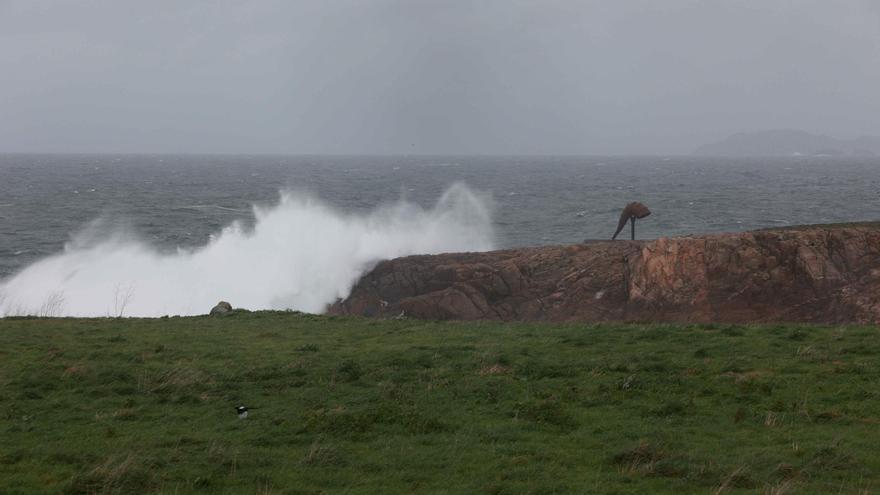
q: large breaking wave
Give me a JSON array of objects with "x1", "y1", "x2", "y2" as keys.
[{"x1": 0, "y1": 183, "x2": 494, "y2": 317}]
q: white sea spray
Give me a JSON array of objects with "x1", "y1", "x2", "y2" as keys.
[{"x1": 0, "y1": 183, "x2": 494, "y2": 317}]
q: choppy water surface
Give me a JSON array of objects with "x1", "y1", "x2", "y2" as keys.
[{"x1": 1, "y1": 154, "x2": 878, "y2": 315}]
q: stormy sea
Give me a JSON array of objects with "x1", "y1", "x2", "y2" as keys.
[{"x1": 1, "y1": 154, "x2": 878, "y2": 317}]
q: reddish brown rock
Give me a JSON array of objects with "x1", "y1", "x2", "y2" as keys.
[{"x1": 328, "y1": 223, "x2": 880, "y2": 324}]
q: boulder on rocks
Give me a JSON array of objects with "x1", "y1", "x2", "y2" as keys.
[{"x1": 210, "y1": 301, "x2": 233, "y2": 316}]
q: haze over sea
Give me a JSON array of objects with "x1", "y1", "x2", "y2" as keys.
[{"x1": 1, "y1": 154, "x2": 879, "y2": 316}]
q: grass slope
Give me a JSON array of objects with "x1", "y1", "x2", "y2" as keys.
[{"x1": 0, "y1": 312, "x2": 878, "y2": 494}]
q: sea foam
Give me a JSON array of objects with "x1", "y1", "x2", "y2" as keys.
[{"x1": 0, "y1": 183, "x2": 494, "y2": 317}]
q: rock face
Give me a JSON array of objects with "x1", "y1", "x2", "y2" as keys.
[
  {"x1": 210, "y1": 301, "x2": 233, "y2": 316},
  {"x1": 329, "y1": 223, "x2": 880, "y2": 324}
]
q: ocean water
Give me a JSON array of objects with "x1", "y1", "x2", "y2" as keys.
[{"x1": 1, "y1": 154, "x2": 878, "y2": 316}]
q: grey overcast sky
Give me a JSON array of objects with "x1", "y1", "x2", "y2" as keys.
[{"x1": 1, "y1": 1, "x2": 879, "y2": 155}]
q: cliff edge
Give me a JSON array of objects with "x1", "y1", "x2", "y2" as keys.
[{"x1": 329, "y1": 222, "x2": 880, "y2": 324}]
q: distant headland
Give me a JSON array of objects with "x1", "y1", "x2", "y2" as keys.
[{"x1": 693, "y1": 130, "x2": 880, "y2": 157}]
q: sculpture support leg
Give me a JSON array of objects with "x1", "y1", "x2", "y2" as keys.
[{"x1": 630, "y1": 216, "x2": 635, "y2": 240}]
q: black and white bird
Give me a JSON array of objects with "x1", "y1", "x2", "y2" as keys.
[{"x1": 236, "y1": 405, "x2": 255, "y2": 419}]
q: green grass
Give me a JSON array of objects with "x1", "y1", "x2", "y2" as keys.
[{"x1": 1, "y1": 312, "x2": 878, "y2": 494}]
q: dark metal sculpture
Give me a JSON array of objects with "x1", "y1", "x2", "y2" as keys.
[{"x1": 612, "y1": 201, "x2": 651, "y2": 240}]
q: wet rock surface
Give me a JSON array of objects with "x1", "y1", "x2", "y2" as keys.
[{"x1": 329, "y1": 222, "x2": 880, "y2": 324}]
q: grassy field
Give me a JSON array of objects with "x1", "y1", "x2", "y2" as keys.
[{"x1": 0, "y1": 312, "x2": 878, "y2": 494}]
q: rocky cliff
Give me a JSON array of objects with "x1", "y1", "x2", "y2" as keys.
[{"x1": 329, "y1": 223, "x2": 880, "y2": 324}]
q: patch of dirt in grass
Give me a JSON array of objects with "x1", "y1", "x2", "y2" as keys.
[
  {"x1": 479, "y1": 364, "x2": 511, "y2": 375},
  {"x1": 721, "y1": 369, "x2": 773, "y2": 383},
  {"x1": 63, "y1": 364, "x2": 89, "y2": 377},
  {"x1": 111, "y1": 408, "x2": 137, "y2": 421}
]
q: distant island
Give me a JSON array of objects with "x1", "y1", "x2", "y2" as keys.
[{"x1": 693, "y1": 129, "x2": 880, "y2": 157}]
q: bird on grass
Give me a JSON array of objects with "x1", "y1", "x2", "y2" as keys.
[{"x1": 236, "y1": 405, "x2": 257, "y2": 419}]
